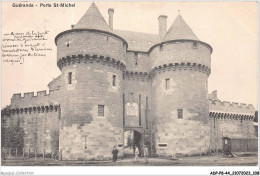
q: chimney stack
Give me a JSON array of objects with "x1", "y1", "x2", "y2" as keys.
[
  {"x1": 71, "y1": 24, "x2": 75, "y2": 29},
  {"x1": 212, "y1": 90, "x2": 218, "y2": 99},
  {"x1": 158, "y1": 15, "x2": 167, "y2": 40},
  {"x1": 108, "y1": 8, "x2": 114, "y2": 30}
]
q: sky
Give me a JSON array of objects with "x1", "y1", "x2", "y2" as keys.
[{"x1": 1, "y1": 1, "x2": 258, "y2": 109}]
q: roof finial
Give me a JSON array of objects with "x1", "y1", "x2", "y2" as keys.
[{"x1": 178, "y1": 9, "x2": 180, "y2": 15}]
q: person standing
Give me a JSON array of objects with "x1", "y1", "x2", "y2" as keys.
[
  {"x1": 143, "y1": 145, "x2": 149, "y2": 164},
  {"x1": 134, "y1": 146, "x2": 139, "y2": 162},
  {"x1": 112, "y1": 146, "x2": 118, "y2": 163}
]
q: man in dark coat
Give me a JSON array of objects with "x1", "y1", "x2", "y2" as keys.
[{"x1": 112, "y1": 146, "x2": 119, "y2": 163}]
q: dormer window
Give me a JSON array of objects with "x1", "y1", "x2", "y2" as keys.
[
  {"x1": 66, "y1": 40, "x2": 71, "y2": 47},
  {"x1": 193, "y1": 42, "x2": 197, "y2": 48},
  {"x1": 134, "y1": 52, "x2": 138, "y2": 65},
  {"x1": 160, "y1": 44, "x2": 164, "y2": 51}
]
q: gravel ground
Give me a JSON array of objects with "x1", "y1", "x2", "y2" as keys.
[{"x1": 1, "y1": 153, "x2": 258, "y2": 166}]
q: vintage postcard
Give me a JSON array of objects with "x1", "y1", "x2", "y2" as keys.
[{"x1": 1, "y1": 1, "x2": 259, "y2": 175}]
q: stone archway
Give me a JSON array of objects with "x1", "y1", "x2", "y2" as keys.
[{"x1": 123, "y1": 128, "x2": 143, "y2": 157}]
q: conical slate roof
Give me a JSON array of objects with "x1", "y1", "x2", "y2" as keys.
[
  {"x1": 162, "y1": 15, "x2": 199, "y2": 42},
  {"x1": 74, "y1": 3, "x2": 112, "y2": 33}
]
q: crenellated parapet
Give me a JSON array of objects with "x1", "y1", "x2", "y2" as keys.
[
  {"x1": 208, "y1": 97, "x2": 255, "y2": 123},
  {"x1": 209, "y1": 99, "x2": 255, "y2": 112},
  {"x1": 2, "y1": 104, "x2": 60, "y2": 117},
  {"x1": 209, "y1": 99, "x2": 254, "y2": 108},
  {"x1": 208, "y1": 90, "x2": 255, "y2": 113},
  {"x1": 57, "y1": 54, "x2": 126, "y2": 71},
  {"x1": 150, "y1": 62, "x2": 211, "y2": 78},
  {"x1": 123, "y1": 71, "x2": 151, "y2": 81},
  {"x1": 11, "y1": 87, "x2": 60, "y2": 101},
  {"x1": 208, "y1": 89, "x2": 256, "y2": 123}
]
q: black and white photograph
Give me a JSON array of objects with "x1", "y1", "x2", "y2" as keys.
[{"x1": 1, "y1": 1, "x2": 259, "y2": 175}]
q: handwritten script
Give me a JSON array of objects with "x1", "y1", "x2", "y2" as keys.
[{"x1": 2, "y1": 30, "x2": 52, "y2": 65}]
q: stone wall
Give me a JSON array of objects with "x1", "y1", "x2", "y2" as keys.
[
  {"x1": 55, "y1": 26, "x2": 128, "y2": 160},
  {"x1": 3, "y1": 84, "x2": 63, "y2": 154},
  {"x1": 149, "y1": 40, "x2": 211, "y2": 156},
  {"x1": 60, "y1": 110, "x2": 122, "y2": 160},
  {"x1": 22, "y1": 107, "x2": 60, "y2": 154},
  {"x1": 151, "y1": 69, "x2": 210, "y2": 156},
  {"x1": 56, "y1": 30, "x2": 126, "y2": 64},
  {"x1": 125, "y1": 52, "x2": 151, "y2": 72},
  {"x1": 210, "y1": 117, "x2": 256, "y2": 151},
  {"x1": 58, "y1": 55, "x2": 124, "y2": 160},
  {"x1": 150, "y1": 41, "x2": 211, "y2": 69},
  {"x1": 208, "y1": 92, "x2": 256, "y2": 151},
  {"x1": 155, "y1": 116, "x2": 210, "y2": 156},
  {"x1": 2, "y1": 105, "x2": 60, "y2": 155},
  {"x1": 123, "y1": 77, "x2": 151, "y2": 128}
]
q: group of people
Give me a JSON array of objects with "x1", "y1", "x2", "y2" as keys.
[{"x1": 112, "y1": 145, "x2": 149, "y2": 164}]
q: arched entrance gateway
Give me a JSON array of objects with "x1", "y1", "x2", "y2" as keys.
[{"x1": 123, "y1": 128, "x2": 143, "y2": 157}]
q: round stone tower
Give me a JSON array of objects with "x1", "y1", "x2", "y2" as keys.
[
  {"x1": 55, "y1": 3, "x2": 127, "y2": 160},
  {"x1": 150, "y1": 14, "x2": 213, "y2": 156}
]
